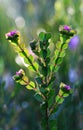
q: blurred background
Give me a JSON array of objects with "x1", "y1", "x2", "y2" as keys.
[{"x1": 0, "y1": 0, "x2": 83, "y2": 130}]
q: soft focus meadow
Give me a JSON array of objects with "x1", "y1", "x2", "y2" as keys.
[{"x1": 0, "y1": 0, "x2": 83, "y2": 130}]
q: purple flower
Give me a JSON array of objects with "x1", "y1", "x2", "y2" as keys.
[
  {"x1": 16, "y1": 69, "x2": 23, "y2": 76},
  {"x1": 69, "y1": 35, "x2": 80, "y2": 50},
  {"x1": 63, "y1": 25, "x2": 71, "y2": 32},
  {"x1": 6, "y1": 30, "x2": 19, "y2": 38},
  {"x1": 64, "y1": 85, "x2": 71, "y2": 91}
]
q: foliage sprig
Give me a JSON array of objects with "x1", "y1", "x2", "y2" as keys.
[{"x1": 5, "y1": 25, "x2": 76, "y2": 130}]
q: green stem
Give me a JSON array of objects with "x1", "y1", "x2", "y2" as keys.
[
  {"x1": 18, "y1": 44, "x2": 41, "y2": 76},
  {"x1": 45, "y1": 101, "x2": 50, "y2": 130},
  {"x1": 49, "y1": 93, "x2": 64, "y2": 116}
]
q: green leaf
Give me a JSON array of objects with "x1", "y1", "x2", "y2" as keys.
[
  {"x1": 42, "y1": 66, "x2": 47, "y2": 76},
  {"x1": 60, "y1": 36, "x2": 64, "y2": 43},
  {"x1": 28, "y1": 63, "x2": 38, "y2": 72},
  {"x1": 29, "y1": 55, "x2": 34, "y2": 62},
  {"x1": 34, "y1": 93, "x2": 43, "y2": 102},
  {"x1": 62, "y1": 43, "x2": 68, "y2": 49},
  {"x1": 39, "y1": 32, "x2": 45, "y2": 41},
  {"x1": 56, "y1": 95, "x2": 64, "y2": 104},
  {"x1": 60, "y1": 82, "x2": 66, "y2": 88},
  {"x1": 40, "y1": 50, "x2": 47, "y2": 58},
  {"x1": 34, "y1": 62, "x2": 39, "y2": 71},
  {"x1": 35, "y1": 77, "x2": 42, "y2": 84},
  {"x1": 59, "y1": 50, "x2": 65, "y2": 57},
  {"x1": 39, "y1": 32, "x2": 51, "y2": 41},
  {"x1": 48, "y1": 90, "x2": 55, "y2": 107},
  {"x1": 49, "y1": 120, "x2": 57, "y2": 130},
  {"x1": 11, "y1": 43, "x2": 21, "y2": 52},
  {"x1": 57, "y1": 57, "x2": 63, "y2": 65},
  {"x1": 56, "y1": 41, "x2": 62, "y2": 49},
  {"x1": 43, "y1": 50, "x2": 47, "y2": 58},
  {"x1": 19, "y1": 76, "x2": 29, "y2": 85},
  {"x1": 26, "y1": 81, "x2": 35, "y2": 90},
  {"x1": 54, "y1": 66, "x2": 59, "y2": 72},
  {"x1": 47, "y1": 48, "x2": 51, "y2": 57},
  {"x1": 13, "y1": 75, "x2": 22, "y2": 81},
  {"x1": 24, "y1": 57, "x2": 30, "y2": 65},
  {"x1": 46, "y1": 57, "x2": 50, "y2": 64},
  {"x1": 54, "y1": 50, "x2": 59, "y2": 60},
  {"x1": 39, "y1": 87, "x2": 46, "y2": 93},
  {"x1": 45, "y1": 32, "x2": 51, "y2": 41}
]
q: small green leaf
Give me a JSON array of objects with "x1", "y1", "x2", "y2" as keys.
[
  {"x1": 45, "y1": 32, "x2": 51, "y2": 40},
  {"x1": 49, "y1": 120, "x2": 57, "y2": 130},
  {"x1": 19, "y1": 76, "x2": 29, "y2": 85},
  {"x1": 42, "y1": 66, "x2": 47, "y2": 76},
  {"x1": 29, "y1": 55, "x2": 34, "y2": 62},
  {"x1": 24, "y1": 57, "x2": 30, "y2": 65},
  {"x1": 60, "y1": 50, "x2": 65, "y2": 57},
  {"x1": 54, "y1": 50, "x2": 59, "y2": 60},
  {"x1": 39, "y1": 32, "x2": 45, "y2": 41},
  {"x1": 35, "y1": 77, "x2": 42, "y2": 84},
  {"x1": 62, "y1": 43, "x2": 68, "y2": 49},
  {"x1": 54, "y1": 66, "x2": 59, "y2": 72},
  {"x1": 56, "y1": 95, "x2": 64, "y2": 104},
  {"x1": 26, "y1": 81, "x2": 35, "y2": 90},
  {"x1": 47, "y1": 48, "x2": 51, "y2": 57},
  {"x1": 46, "y1": 57, "x2": 50, "y2": 64},
  {"x1": 57, "y1": 57, "x2": 63, "y2": 65},
  {"x1": 56, "y1": 41, "x2": 62, "y2": 49},
  {"x1": 34, "y1": 62, "x2": 39, "y2": 71},
  {"x1": 28, "y1": 65, "x2": 36, "y2": 72},
  {"x1": 39, "y1": 32, "x2": 51, "y2": 41},
  {"x1": 48, "y1": 90, "x2": 55, "y2": 107},
  {"x1": 34, "y1": 93, "x2": 43, "y2": 102}
]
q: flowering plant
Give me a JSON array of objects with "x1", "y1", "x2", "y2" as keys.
[{"x1": 5, "y1": 25, "x2": 76, "y2": 130}]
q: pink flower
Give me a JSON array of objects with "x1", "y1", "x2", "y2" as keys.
[
  {"x1": 6, "y1": 30, "x2": 19, "y2": 38},
  {"x1": 64, "y1": 85, "x2": 71, "y2": 91},
  {"x1": 63, "y1": 25, "x2": 71, "y2": 32},
  {"x1": 16, "y1": 69, "x2": 24, "y2": 77}
]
